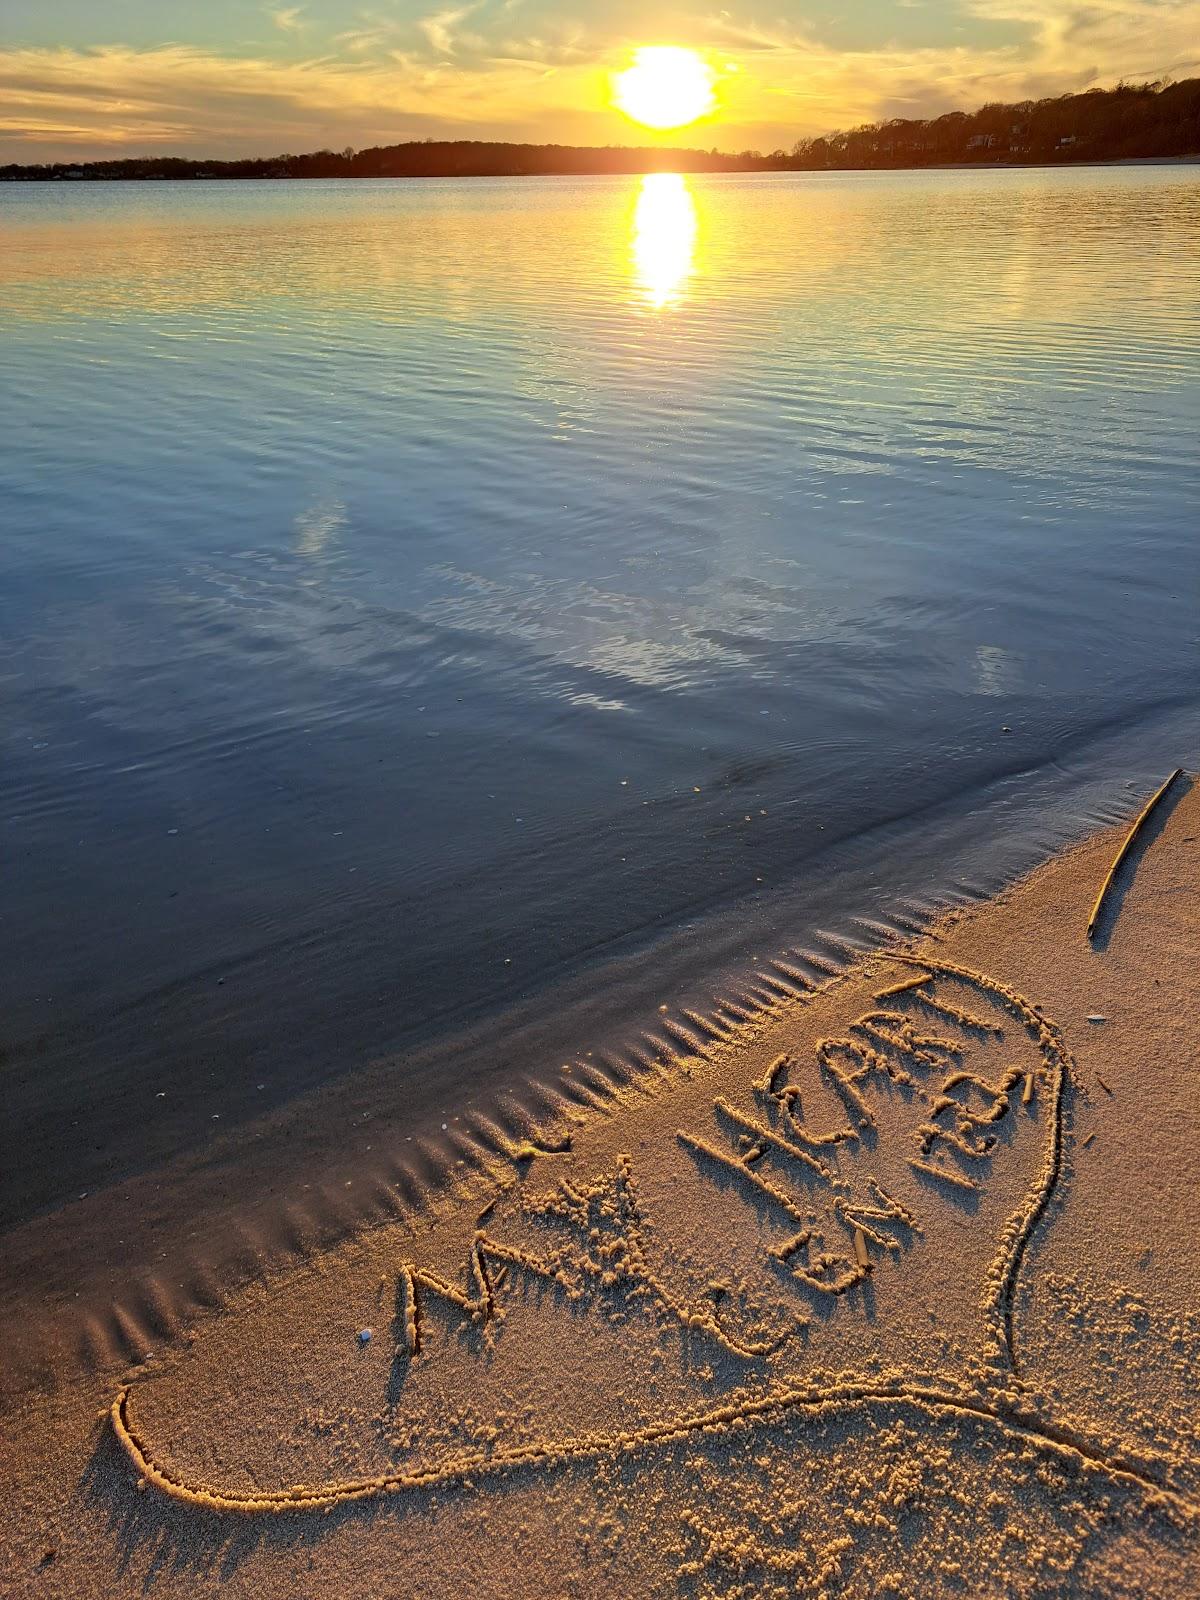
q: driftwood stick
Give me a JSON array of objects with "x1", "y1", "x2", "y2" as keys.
[{"x1": 1086, "y1": 768, "x2": 1183, "y2": 941}]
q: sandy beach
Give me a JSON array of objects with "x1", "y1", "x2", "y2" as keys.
[{"x1": 2, "y1": 772, "x2": 1196, "y2": 1597}]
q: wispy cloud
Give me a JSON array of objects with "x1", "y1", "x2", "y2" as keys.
[
  {"x1": 965, "y1": 0, "x2": 1200, "y2": 76},
  {"x1": 416, "y1": 6, "x2": 479, "y2": 56},
  {"x1": 268, "y1": 5, "x2": 306, "y2": 32},
  {"x1": 0, "y1": 41, "x2": 576, "y2": 157}
]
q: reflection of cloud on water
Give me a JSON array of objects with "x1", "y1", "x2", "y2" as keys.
[
  {"x1": 294, "y1": 497, "x2": 346, "y2": 557},
  {"x1": 564, "y1": 689, "x2": 630, "y2": 714},
  {"x1": 420, "y1": 563, "x2": 834, "y2": 699},
  {"x1": 974, "y1": 645, "x2": 1020, "y2": 697}
]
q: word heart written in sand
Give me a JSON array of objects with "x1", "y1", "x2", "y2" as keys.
[
  {"x1": 401, "y1": 959, "x2": 1063, "y2": 1374},
  {"x1": 113, "y1": 959, "x2": 1074, "y2": 1512}
]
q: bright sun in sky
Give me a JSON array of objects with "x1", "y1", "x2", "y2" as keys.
[{"x1": 612, "y1": 47, "x2": 717, "y2": 131}]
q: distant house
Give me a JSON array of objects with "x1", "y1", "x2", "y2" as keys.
[
  {"x1": 967, "y1": 134, "x2": 998, "y2": 150},
  {"x1": 1057, "y1": 135, "x2": 1077, "y2": 147}
]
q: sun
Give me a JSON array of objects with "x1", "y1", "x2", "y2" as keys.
[{"x1": 612, "y1": 46, "x2": 716, "y2": 131}]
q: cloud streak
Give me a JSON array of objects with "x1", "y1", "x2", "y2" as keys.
[
  {"x1": 268, "y1": 6, "x2": 307, "y2": 31},
  {"x1": 417, "y1": 7, "x2": 473, "y2": 55}
]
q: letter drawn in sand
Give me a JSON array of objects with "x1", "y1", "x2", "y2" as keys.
[{"x1": 397, "y1": 1155, "x2": 793, "y2": 1363}]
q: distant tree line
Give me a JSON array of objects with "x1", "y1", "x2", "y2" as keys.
[
  {"x1": 789, "y1": 76, "x2": 1199, "y2": 169},
  {"x1": 0, "y1": 142, "x2": 759, "y2": 182},
  {"x1": 3, "y1": 76, "x2": 1197, "y2": 182}
]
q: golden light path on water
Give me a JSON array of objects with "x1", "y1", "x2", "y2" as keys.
[{"x1": 631, "y1": 173, "x2": 698, "y2": 310}]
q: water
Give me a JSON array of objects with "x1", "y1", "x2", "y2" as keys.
[{"x1": 2, "y1": 169, "x2": 1198, "y2": 1249}]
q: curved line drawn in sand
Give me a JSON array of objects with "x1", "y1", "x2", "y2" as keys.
[
  {"x1": 110, "y1": 1371, "x2": 1197, "y2": 1518},
  {"x1": 110, "y1": 960, "x2": 1184, "y2": 1521},
  {"x1": 880, "y1": 956, "x2": 1072, "y2": 1369}
]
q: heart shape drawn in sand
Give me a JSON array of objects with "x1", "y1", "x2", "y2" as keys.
[{"x1": 109, "y1": 956, "x2": 1192, "y2": 1517}]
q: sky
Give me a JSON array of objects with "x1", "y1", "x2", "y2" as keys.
[{"x1": 2, "y1": 0, "x2": 1198, "y2": 162}]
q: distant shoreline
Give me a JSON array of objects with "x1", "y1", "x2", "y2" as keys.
[{"x1": 4, "y1": 153, "x2": 1199, "y2": 183}]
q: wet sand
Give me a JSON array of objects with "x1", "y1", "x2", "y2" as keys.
[{"x1": 3, "y1": 774, "x2": 1198, "y2": 1598}]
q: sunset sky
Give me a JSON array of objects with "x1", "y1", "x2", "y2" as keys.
[{"x1": 3, "y1": 0, "x2": 1198, "y2": 162}]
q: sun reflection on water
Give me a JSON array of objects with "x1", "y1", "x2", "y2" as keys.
[{"x1": 631, "y1": 173, "x2": 697, "y2": 310}]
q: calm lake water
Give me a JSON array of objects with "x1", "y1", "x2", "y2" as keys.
[{"x1": 2, "y1": 168, "x2": 1198, "y2": 1230}]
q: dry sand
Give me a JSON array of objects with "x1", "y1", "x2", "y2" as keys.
[{"x1": 3, "y1": 775, "x2": 1198, "y2": 1599}]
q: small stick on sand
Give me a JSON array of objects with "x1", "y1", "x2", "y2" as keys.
[
  {"x1": 1095, "y1": 1075, "x2": 1114, "y2": 1096},
  {"x1": 874, "y1": 971, "x2": 933, "y2": 1000},
  {"x1": 1022, "y1": 1073, "x2": 1035, "y2": 1106},
  {"x1": 1080, "y1": 1132, "x2": 1095, "y2": 1148},
  {"x1": 1086, "y1": 767, "x2": 1183, "y2": 941},
  {"x1": 852, "y1": 1227, "x2": 871, "y2": 1271}
]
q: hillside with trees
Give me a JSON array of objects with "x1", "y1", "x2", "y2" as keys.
[
  {"x1": 789, "y1": 75, "x2": 1199, "y2": 169},
  {"x1": 3, "y1": 76, "x2": 1197, "y2": 181}
]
